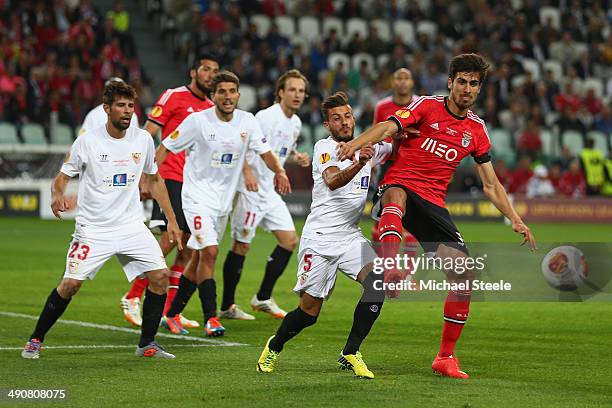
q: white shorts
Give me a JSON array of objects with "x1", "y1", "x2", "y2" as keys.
[
  {"x1": 230, "y1": 191, "x2": 295, "y2": 244},
  {"x1": 63, "y1": 222, "x2": 167, "y2": 282},
  {"x1": 293, "y1": 234, "x2": 377, "y2": 300},
  {"x1": 183, "y1": 207, "x2": 229, "y2": 249}
]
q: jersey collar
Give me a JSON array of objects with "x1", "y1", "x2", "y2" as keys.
[
  {"x1": 444, "y1": 97, "x2": 467, "y2": 121},
  {"x1": 186, "y1": 85, "x2": 210, "y2": 102}
]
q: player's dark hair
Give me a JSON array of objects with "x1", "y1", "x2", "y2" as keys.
[
  {"x1": 211, "y1": 70, "x2": 240, "y2": 93},
  {"x1": 321, "y1": 91, "x2": 349, "y2": 120},
  {"x1": 102, "y1": 80, "x2": 137, "y2": 106},
  {"x1": 448, "y1": 53, "x2": 490, "y2": 83},
  {"x1": 275, "y1": 69, "x2": 309, "y2": 103},
  {"x1": 191, "y1": 53, "x2": 220, "y2": 71}
]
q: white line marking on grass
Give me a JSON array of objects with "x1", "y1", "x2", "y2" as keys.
[
  {"x1": 0, "y1": 311, "x2": 246, "y2": 347},
  {"x1": 0, "y1": 344, "x2": 232, "y2": 351}
]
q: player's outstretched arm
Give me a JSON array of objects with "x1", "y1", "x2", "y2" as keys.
[
  {"x1": 148, "y1": 172, "x2": 183, "y2": 250},
  {"x1": 476, "y1": 161, "x2": 537, "y2": 250},
  {"x1": 337, "y1": 121, "x2": 400, "y2": 161},
  {"x1": 324, "y1": 143, "x2": 375, "y2": 191},
  {"x1": 50, "y1": 172, "x2": 74, "y2": 218},
  {"x1": 243, "y1": 161, "x2": 259, "y2": 192},
  {"x1": 260, "y1": 151, "x2": 291, "y2": 194}
]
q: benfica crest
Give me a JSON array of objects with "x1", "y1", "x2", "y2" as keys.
[
  {"x1": 461, "y1": 133, "x2": 472, "y2": 148},
  {"x1": 132, "y1": 152, "x2": 141, "y2": 164}
]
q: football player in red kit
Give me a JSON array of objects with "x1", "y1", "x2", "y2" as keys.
[{"x1": 338, "y1": 54, "x2": 536, "y2": 379}]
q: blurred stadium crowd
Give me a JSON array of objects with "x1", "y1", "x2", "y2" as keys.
[{"x1": 0, "y1": 0, "x2": 611, "y2": 196}]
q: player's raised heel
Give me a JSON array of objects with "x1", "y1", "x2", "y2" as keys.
[
  {"x1": 337, "y1": 351, "x2": 374, "y2": 379},
  {"x1": 120, "y1": 294, "x2": 142, "y2": 327},
  {"x1": 21, "y1": 339, "x2": 42, "y2": 359},
  {"x1": 161, "y1": 315, "x2": 189, "y2": 335},
  {"x1": 431, "y1": 354, "x2": 469, "y2": 379},
  {"x1": 179, "y1": 314, "x2": 200, "y2": 328},
  {"x1": 256, "y1": 336, "x2": 279, "y2": 373},
  {"x1": 204, "y1": 317, "x2": 225, "y2": 337},
  {"x1": 250, "y1": 295, "x2": 287, "y2": 319}
]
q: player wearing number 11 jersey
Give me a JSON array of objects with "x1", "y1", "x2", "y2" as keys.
[{"x1": 257, "y1": 92, "x2": 391, "y2": 379}]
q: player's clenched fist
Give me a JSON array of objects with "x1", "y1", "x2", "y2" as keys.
[
  {"x1": 274, "y1": 170, "x2": 291, "y2": 195},
  {"x1": 336, "y1": 141, "x2": 357, "y2": 161},
  {"x1": 358, "y1": 143, "x2": 375, "y2": 165},
  {"x1": 51, "y1": 194, "x2": 76, "y2": 218}
]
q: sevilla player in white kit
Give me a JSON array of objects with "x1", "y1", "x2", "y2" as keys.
[
  {"x1": 157, "y1": 71, "x2": 291, "y2": 337},
  {"x1": 22, "y1": 81, "x2": 182, "y2": 360},
  {"x1": 221, "y1": 70, "x2": 310, "y2": 321},
  {"x1": 257, "y1": 92, "x2": 391, "y2": 379}
]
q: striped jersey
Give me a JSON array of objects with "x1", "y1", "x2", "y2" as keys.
[{"x1": 383, "y1": 96, "x2": 491, "y2": 208}]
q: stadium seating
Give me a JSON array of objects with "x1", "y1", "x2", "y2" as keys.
[
  {"x1": 370, "y1": 19, "x2": 391, "y2": 42},
  {"x1": 0, "y1": 122, "x2": 19, "y2": 145},
  {"x1": 327, "y1": 52, "x2": 351, "y2": 71},
  {"x1": 313, "y1": 125, "x2": 329, "y2": 143},
  {"x1": 490, "y1": 129, "x2": 515, "y2": 164},
  {"x1": 21, "y1": 124, "x2": 47, "y2": 145},
  {"x1": 251, "y1": 14, "x2": 271, "y2": 37},
  {"x1": 562, "y1": 130, "x2": 585, "y2": 156},
  {"x1": 587, "y1": 131, "x2": 610, "y2": 153},
  {"x1": 50, "y1": 124, "x2": 74, "y2": 146},
  {"x1": 540, "y1": 128, "x2": 557, "y2": 158},
  {"x1": 346, "y1": 18, "x2": 368, "y2": 39},
  {"x1": 522, "y1": 58, "x2": 541, "y2": 81},
  {"x1": 543, "y1": 60, "x2": 563, "y2": 82},
  {"x1": 393, "y1": 20, "x2": 415, "y2": 44},
  {"x1": 351, "y1": 53, "x2": 375, "y2": 72},
  {"x1": 416, "y1": 20, "x2": 437, "y2": 39},
  {"x1": 296, "y1": 126, "x2": 313, "y2": 156},
  {"x1": 297, "y1": 16, "x2": 320, "y2": 43},
  {"x1": 321, "y1": 16, "x2": 345, "y2": 37},
  {"x1": 539, "y1": 6, "x2": 561, "y2": 29},
  {"x1": 275, "y1": 15, "x2": 296, "y2": 37}
]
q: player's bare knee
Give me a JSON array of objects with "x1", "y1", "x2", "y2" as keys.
[
  {"x1": 280, "y1": 233, "x2": 298, "y2": 251},
  {"x1": 436, "y1": 244, "x2": 473, "y2": 281},
  {"x1": 146, "y1": 269, "x2": 169, "y2": 294},
  {"x1": 201, "y1": 246, "x2": 218, "y2": 262},
  {"x1": 299, "y1": 294, "x2": 323, "y2": 317},
  {"x1": 382, "y1": 187, "x2": 407, "y2": 210},
  {"x1": 231, "y1": 240, "x2": 250, "y2": 256},
  {"x1": 175, "y1": 246, "x2": 193, "y2": 268},
  {"x1": 58, "y1": 278, "x2": 82, "y2": 298}
]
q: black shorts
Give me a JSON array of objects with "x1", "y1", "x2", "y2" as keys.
[
  {"x1": 150, "y1": 179, "x2": 188, "y2": 232},
  {"x1": 373, "y1": 184, "x2": 468, "y2": 255}
]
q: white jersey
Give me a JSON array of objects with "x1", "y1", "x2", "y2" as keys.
[
  {"x1": 79, "y1": 104, "x2": 139, "y2": 135},
  {"x1": 162, "y1": 108, "x2": 271, "y2": 216},
  {"x1": 61, "y1": 124, "x2": 157, "y2": 228},
  {"x1": 302, "y1": 137, "x2": 391, "y2": 240},
  {"x1": 238, "y1": 103, "x2": 301, "y2": 200}
]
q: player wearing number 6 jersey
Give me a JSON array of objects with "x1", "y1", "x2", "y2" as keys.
[
  {"x1": 222, "y1": 70, "x2": 310, "y2": 321},
  {"x1": 157, "y1": 71, "x2": 291, "y2": 337},
  {"x1": 257, "y1": 92, "x2": 391, "y2": 379},
  {"x1": 22, "y1": 81, "x2": 181, "y2": 360}
]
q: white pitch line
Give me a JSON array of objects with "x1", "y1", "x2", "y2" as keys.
[
  {"x1": 0, "y1": 344, "x2": 230, "y2": 351},
  {"x1": 0, "y1": 311, "x2": 246, "y2": 347}
]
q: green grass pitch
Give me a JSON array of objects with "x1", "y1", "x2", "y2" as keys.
[{"x1": 0, "y1": 217, "x2": 611, "y2": 407}]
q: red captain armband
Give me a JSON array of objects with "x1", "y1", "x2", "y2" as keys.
[{"x1": 473, "y1": 151, "x2": 491, "y2": 164}]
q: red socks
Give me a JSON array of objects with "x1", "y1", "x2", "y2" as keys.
[
  {"x1": 126, "y1": 277, "x2": 149, "y2": 299},
  {"x1": 439, "y1": 289, "x2": 471, "y2": 357},
  {"x1": 163, "y1": 265, "x2": 184, "y2": 316},
  {"x1": 378, "y1": 204, "x2": 404, "y2": 257}
]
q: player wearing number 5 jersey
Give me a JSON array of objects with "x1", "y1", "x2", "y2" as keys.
[
  {"x1": 22, "y1": 81, "x2": 181, "y2": 360},
  {"x1": 157, "y1": 71, "x2": 291, "y2": 337},
  {"x1": 257, "y1": 92, "x2": 391, "y2": 379}
]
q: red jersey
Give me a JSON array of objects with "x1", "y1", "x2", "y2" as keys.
[
  {"x1": 374, "y1": 95, "x2": 418, "y2": 142},
  {"x1": 383, "y1": 96, "x2": 491, "y2": 208},
  {"x1": 148, "y1": 85, "x2": 214, "y2": 182}
]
